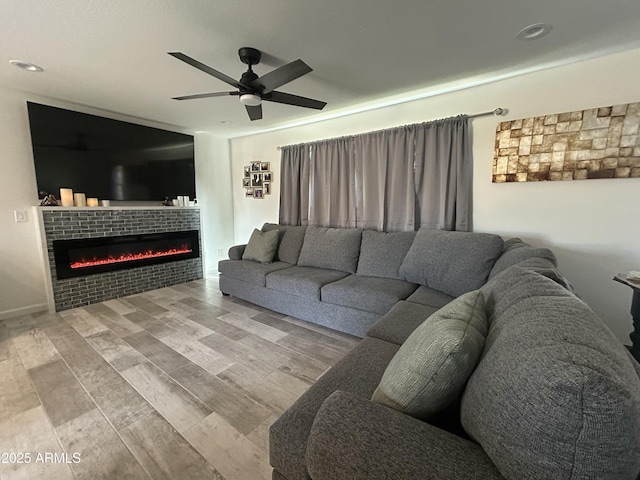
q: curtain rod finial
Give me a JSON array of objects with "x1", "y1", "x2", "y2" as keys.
[{"x1": 493, "y1": 108, "x2": 507, "y2": 117}]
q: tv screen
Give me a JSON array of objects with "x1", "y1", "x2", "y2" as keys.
[{"x1": 27, "y1": 102, "x2": 195, "y2": 202}]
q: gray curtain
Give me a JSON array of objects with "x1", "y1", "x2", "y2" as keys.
[
  {"x1": 278, "y1": 115, "x2": 471, "y2": 231},
  {"x1": 414, "y1": 115, "x2": 471, "y2": 231},
  {"x1": 279, "y1": 144, "x2": 310, "y2": 225},
  {"x1": 308, "y1": 138, "x2": 356, "y2": 228},
  {"x1": 354, "y1": 128, "x2": 415, "y2": 231}
]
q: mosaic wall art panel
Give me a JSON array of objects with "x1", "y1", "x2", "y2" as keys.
[{"x1": 493, "y1": 102, "x2": 640, "y2": 182}]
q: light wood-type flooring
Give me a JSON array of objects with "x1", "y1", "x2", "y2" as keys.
[{"x1": 0, "y1": 278, "x2": 360, "y2": 480}]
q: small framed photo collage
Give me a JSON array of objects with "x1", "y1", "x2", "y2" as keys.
[{"x1": 244, "y1": 161, "x2": 272, "y2": 199}]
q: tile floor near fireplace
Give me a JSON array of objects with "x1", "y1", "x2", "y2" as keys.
[{"x1": 0, "y1": 278, "x2": 360, "y2": 479}]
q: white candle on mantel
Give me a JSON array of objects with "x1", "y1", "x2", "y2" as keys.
[
  {"x1": 86, "y1": 198, "x2": 99, "y2": 207},
  {"x1": 60, "y1": 188, "x2": 74, "y2": 207},
  {"x1": 74, "y1": 193, "x2": 86, "y2": 207}
]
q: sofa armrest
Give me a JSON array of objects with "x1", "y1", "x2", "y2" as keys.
[
  {"x1": 228, "y1": 244, "x2": 247, "y2": 260},
  {"x1": 306, "y1": 391, "x2": 505, "y2": 480}
]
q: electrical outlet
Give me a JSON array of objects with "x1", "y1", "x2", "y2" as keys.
[
  {"x1": 14, "y1": 210, "x2": 28, "y2": 223},
  {"x1": 217, "y1": 249, "x2": 224, "y2": 257}
]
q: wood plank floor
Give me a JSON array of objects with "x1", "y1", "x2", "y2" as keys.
[{"x1": 0, "y1": 278, "x2": 360, "y2": 480}]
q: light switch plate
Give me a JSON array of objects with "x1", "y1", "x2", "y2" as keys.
[{"x1": 14, "y1": 210, "x2": 28, "y2": 223}]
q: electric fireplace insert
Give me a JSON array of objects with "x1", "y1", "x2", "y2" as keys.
[{"x1": 53, "y1": 230, "x2": 200, "y2": 280}]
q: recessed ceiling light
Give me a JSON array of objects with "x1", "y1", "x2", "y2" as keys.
[
  {"x1": 9, "y1": 60, "x2": 43, "y2": 72},
  {"x1": 517, "y1": 23, "x2": 552, "y2": 41}
]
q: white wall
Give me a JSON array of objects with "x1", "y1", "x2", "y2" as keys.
[
  {"x1": 0, "y1": 89, "x2": 48, "y2": 318},
  {"x1": 194, "y1": 133, "x2": 235, "y2": 277},
  {"x1": 0, "y1": 89, "x2": 234, "y2": 318},
  {"x1": 229, "y1": 47, "x2": 640, "y2": 345}
]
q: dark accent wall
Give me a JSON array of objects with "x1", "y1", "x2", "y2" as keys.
[{"x1": 41, "y1": 208, "x2": 203, "y2": 311}]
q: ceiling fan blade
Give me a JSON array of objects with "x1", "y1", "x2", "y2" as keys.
[
  {"x1": 168, "y1": 52, "x2": 250, "y2": 90},
  {"x1": 253, "y1": 59, "x2": 312, "y2": 93},
  {"x1": 245, "y1": 104, "x2": 263, "y2": 121},
  {"x1": 172, "y1": 91, "x2": 238, "y2": 101},
  {"x1": 265, "y1": 91, "x2": 327, "y2": 110}
]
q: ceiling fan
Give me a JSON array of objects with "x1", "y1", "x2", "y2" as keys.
[{"x1": 168, "y1": 48, "x2": 327, "y2": 121}]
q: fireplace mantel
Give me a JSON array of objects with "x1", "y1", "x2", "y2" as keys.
[
  {"x1": 39, "y1": 205, "x2": 199, "y2": 211},
  {"x1": 35, "y1": 206, "x2": 203, "y2": 312}
]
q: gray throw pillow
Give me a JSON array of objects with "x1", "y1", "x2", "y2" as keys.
[
  {"x1": 399, "y1": 229, "x2": 503, "y2": 297},
  {"x1": 242, "y1": 228, "x2": 279, "y2": 263},
  {"x1": 372, "y1": 290, "x2": 488, "y2": 420},
  {"x1": 262, "y1": 223, "x2": 307, "y2": 265}
]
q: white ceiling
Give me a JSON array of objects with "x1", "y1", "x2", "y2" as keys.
[{"x1": 2, "y1": 0, "x2": 640, "y2": 137}]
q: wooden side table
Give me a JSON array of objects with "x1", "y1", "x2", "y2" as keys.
[{"x1": 613, "y1": 274, "x2": 640, "y2": 362}]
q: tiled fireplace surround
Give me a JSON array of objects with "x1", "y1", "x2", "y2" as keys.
[{"x1": 37, "y1": 207, "x2": 203, "y2": 311}]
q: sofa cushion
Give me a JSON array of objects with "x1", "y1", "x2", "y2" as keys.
[
  {"x1": 321, "y1": 275, "x2": 418, "y2": 315},
  {"x1": 488, "y1": 237, "x2": 557, "y2": 280},
  {"x1": 269, "y1": 336, "x2": 400, "y2": 480},
  {"x1": 372, "y1": 290, "x2": 487, "y2": 420},
  {"x1": 242, "y1": 228, "x2": 280, "y2": 263},
  {"x1": 266, "y1": 266, "x2": 349, "y2": 300},
  {"x1": 399, "y1": 229, "x2": 504, "y2": 297},
  {"x1": 367, "y1": 301, "x2": 440, "y2": 346},
  {"x1": 306, "y1": 391, "x2": 504, "y2": 480},
  {"x1": 480, "y1": 264, "x2": 573, "y2": 324},
  {"x1": 297, "y1": 226, "x2": 362, "y2": 273},
  {"x1": 356, "y1": 230, "x2": 416, "y2": 279},
  {"x1": 515, "y1": 257, "x2": 575, "y2": 292},
  {"x1": 462, "y1": 268, "x2": 640, "y2": 480},
  {"x1": 262, "y1": 223, "x2": 307, "y2": 265},
  {"x1": 218, "y1": 259, "x2": 293, "y2": 287},
  {"x1": 405, "y1": 285, "x2": 455, "y2": 309},
  {"x1": 488, "y1": 255, "x2": 574, "y2": 293}
]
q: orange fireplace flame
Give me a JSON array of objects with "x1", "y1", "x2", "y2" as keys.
[{"x1": 70, "y1": 246, "x2": 193, "y2": 269}]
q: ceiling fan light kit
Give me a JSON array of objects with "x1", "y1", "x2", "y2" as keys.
[
  {"x1": 169, "y1": 47, "x2": 326, "y2": 121},
  {"x1": 240, "y1": 94, "x2": 262, "y2": 107}
]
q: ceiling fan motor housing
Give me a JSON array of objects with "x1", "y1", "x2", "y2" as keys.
[
  {"x1": 238, "y1": 48, "x2": 261, "y2": 95},
  {"x1": 240, "y1": 70, "x2": 260, "y2": 93}
]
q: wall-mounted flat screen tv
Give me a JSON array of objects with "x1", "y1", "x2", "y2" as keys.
[{"x1": 27, "y1": 102, "x2": 195, "y2": 202}]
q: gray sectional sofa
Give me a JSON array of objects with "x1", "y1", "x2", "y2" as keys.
[
  {"x1": 219, "y1": 224, "x2": 640, "y2": 480},
  {"x1": 219, "y1": 224, "x2": 501, "y2": 337}
]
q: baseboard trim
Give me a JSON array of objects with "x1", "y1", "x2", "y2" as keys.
[{"x1": 0, "y1": 303, "x2": 48, "y2": 321}]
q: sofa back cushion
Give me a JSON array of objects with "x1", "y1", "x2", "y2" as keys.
[
  {"x1": 399, "y1": 229, "x2": 504, "y2": 297},
  {"x1": 356, "y1": 230, "x2": 416, "y2": 279},
  {"x1": 297, "y1": 226, "x2": 363, "y2": 273},
  {"x1": 262, "y1": 223, "x2": 307, "y2": 265},
  {"x1": 488, "y1": 237, "x2": 557, "y2": 280},
  {"x1": 510, "y1": 257, "x2": 574, "y2": 292},
  {"x1": 461, "y1": 267, "x2": 640, "y2": 480}
]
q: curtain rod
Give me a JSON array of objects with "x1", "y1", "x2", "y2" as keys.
[
  {"x1": 468, "y1": 107, "x2": 507, "y2": 119},
  {"x1": 276, "y1": 108, "x2": 507, "y2": 150}
]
